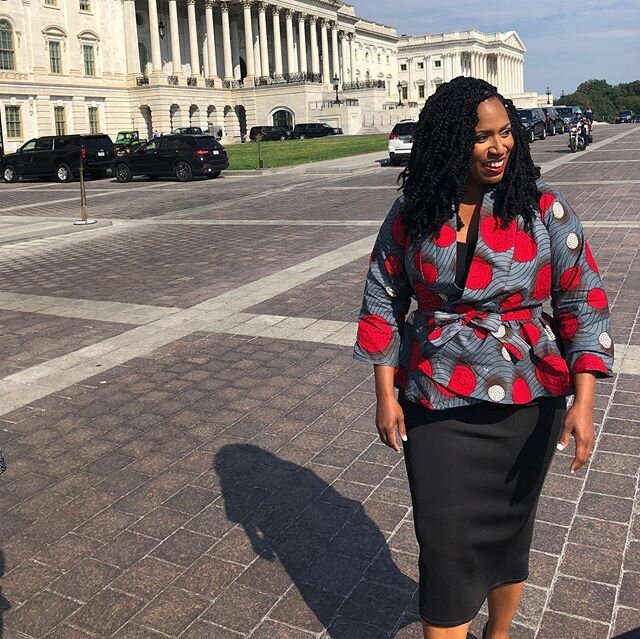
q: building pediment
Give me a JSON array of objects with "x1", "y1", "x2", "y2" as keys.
[{"x1": 501, "y1": 31, "x2": 526, "y2": 52}]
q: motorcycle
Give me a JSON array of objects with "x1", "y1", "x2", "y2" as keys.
[{"x1": 568, "y1": 120, "x2": 589, "y2": 153}]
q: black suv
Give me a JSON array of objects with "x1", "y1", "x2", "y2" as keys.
[
  {"x1": 249, "y1": 126, "x2": 291, "y2": 141},
  {"x1": 1, "y1": 134, "x2": 115, "y2": 183},
  {"x1": 615, "y1": 110, "x2": 635, "y2": 124},
  {"x1": 542, "y1": 107, "x2": 564, "y2": 135},
  {"x1": 517, "y1": 108, "x2": 547, "y2": 142},
  {"x1": 291, "y1": 122, "x2": 334, "y2": 139},
  {"x1": 113, "y1": 134, "x2": 228, "y2": 182}
]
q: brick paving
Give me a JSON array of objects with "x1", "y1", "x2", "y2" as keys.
[{"x1": 0, "y1": 124, "x2": 639, "y2": 638}]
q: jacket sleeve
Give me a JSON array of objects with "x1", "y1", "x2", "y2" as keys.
[
  {"x1": 353, "y1": 198, "x2": 413, "y2": 367},
  {"x1": 543, "y1": 190, "x2": 614, "y2": 377}
]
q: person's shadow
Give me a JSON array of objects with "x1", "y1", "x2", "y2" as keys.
[
  {"x1": 215, "y1": 444, "x2": 486, "y2": 638},
  {"x1": 0, "y1": 550, "x2": 10, "y2": 637}
]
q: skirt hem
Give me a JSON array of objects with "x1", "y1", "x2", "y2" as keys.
[{"x1": 418, "y1": 574, "x2": 529, "y2": 628}]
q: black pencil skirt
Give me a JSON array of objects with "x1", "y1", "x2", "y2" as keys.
[{"x1": 400, "y1": 394, "x2": 566, "y2": 627}]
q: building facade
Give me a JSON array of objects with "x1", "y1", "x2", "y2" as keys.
[{"x1": 0, "y1": 0, "x2": 536, "y2": 152}]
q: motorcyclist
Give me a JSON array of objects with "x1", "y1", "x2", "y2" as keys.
[
  {"x1": 568, "y1": 114, "x2": 590, "y2": 150},
  {"x1": 585, "y1": 107, "x2": 594, "y2": 124}
]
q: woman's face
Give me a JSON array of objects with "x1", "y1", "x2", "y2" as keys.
[{"x1": 467, "y1": 97, "x2": 515, "y2": 187}]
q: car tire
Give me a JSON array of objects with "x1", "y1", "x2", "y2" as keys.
[
  {"x1": 175, "y1": 161, "x2": 193, "y2": 182},
  {"x1": 56, "y1": 164, "x2": 73, "y2": 183},
  {"x1": 280, "y1": 135, "x2": 286, "y2": 141},
  {"x1": 549, "y1": 126, "x2": 556, "y2": 136},
  {"x1": 529, "y1": 129, "x2": 535, "y2": 143},
  {"x1": 540, "y1": 127, "x2": 547, "y2": 140},
  {"x1": 115, "y1": 163, "x2": 133, "y2": 183},
  {"x1": 299, "y1": 134, "x2": 306, "y2": 140},
  {"x1": 2, "y1": 165, "x2": 19, "y2": 183}
]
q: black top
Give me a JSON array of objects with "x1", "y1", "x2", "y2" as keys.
[{"x1": 455, "y1": 241, "x2": 476, "y2": 291}]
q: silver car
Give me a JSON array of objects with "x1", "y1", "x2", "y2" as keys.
[{"x1": 388, "y1": 120, "x2": 417, "y2": 166}]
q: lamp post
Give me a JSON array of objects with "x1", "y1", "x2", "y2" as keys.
[
  {"x1": 545, "y1": 86, "x2": 552, "y2": 105},
  {"x1": 332, "y1": 75, "x2": 342, "y2": 105},
  {"x1": 158, "y1": 20, "x2": 166, "y2": 40},
  {"x1": 397, "y1": 81, "x2": 403, "y2": 107}
]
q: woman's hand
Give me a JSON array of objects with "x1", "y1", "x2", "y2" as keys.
[
  {"x1": 376, "y1": 395, "x2": 407, "y2": 452},
  {"x1": 557, "y1": 400, "x2": 595, "y2": 474}
]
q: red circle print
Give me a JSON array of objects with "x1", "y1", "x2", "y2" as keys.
[
  {"x1": 357, "y1": 315, "x2": 393, "y2": 353},
  {"x1": 585, "y1": 242, "x2": 599, "y2": 273},
  {"x1": 480, "y1": 217, "x2": 516, "y2": 252},
  {"x1": 520, "y1": 323, "x2": 541, "y2": 346},
  {"x1": 384, "y1": 254, "x2": 404, "y2": 276},
  {"x1": 391, "y1": 215, "x2": 408, "y2": 247},
  {"x1": 435, "y1": 380, "x2": 456, "y2": 398},
  {"x1": 505, "y1": 343, "x2": 523, "y2": 361},
  {"x1": 433, "y1": 225, "x2": 456, "y2": 248},
  {"x1": 419, "y1": 398, "x2": 433, "y2": 409},
  {"x1": 535, "y1": 355, "x2": 571, "y2": 395},
  {"x1": 560, "y1": 265, "x2": 582, "y2": 291},
  {"x1": 475, "y1": 328, "x2": 488, "y2": 340},
  {"x1": 533, "y1": 263, "x2": 552, "y2": 300},
  {"x1": 448, "y1": 364, "x2": 477, "y2": 396},
  {"x1": 512, "y1": 377, "x2": 533, "y2": 404},
  {"x1": 466, "y1": 257, "x2": 493, "y2": 290},
  {"x1": 422, "y1": 262, "x2": 438, "y2": 286},
  {"x1": 415, "y1": 284, "x2": 442, "y2": 311},
  {"x1": 587, "y1": 288, "x2": 608, "y2": 309},
  {"x1": 539, "y1": 193, "x2": 555, "y2": 219},
  {"x1": 513, "y1": 231, "x2": 538, "y2": 262},
  {"x1": 428, "y1": 326, "x2": 443, "y2": 341},
  {"x1": 500, "y1": 292, "x2": 524, "y2": 311},
  {"x1": 558, "y1": 313, "x2": 579, "y2": 340},
  {"x1": 574, "y1": 354, "x2": 609, "y2": 375},
  {"x1": 418, "y1": 358, "x2": 433, "y2": 377}
]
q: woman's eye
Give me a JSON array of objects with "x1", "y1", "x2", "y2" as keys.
[
  {"x1": 502, "y1": 129, "x2": 512, "y2": 137},
  {"x1": 476, "y1": 136, "x2": 488, "y2": 143}
]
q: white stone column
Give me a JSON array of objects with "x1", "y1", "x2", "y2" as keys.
[
  {"x1": 309, "y1": 16, "x2": 320, "y2": 76},
  {"x1": 168, "y1": 0, "x2": 181, "y2": 75},
  {"x1": 407, "y1": 56, "x2": 414, "y2": 100},
  {"x1": 272, "y1": 6, "x2": 283, "y2": 77},
  {"x1": 340, "y1": 32, "x2": 349, "y2": 83},
  {"x1": 298, "y1": 14, "x2": 307, "y2": 74},
  {"x1": 221, "y1": 1, "x2": 233, "y2": 80},
  {"x1": 241, "y1": 0, "x2": 255, "y2": 79},
  {"x1": 147, "y1": 0, "x2": 163, "y2": 73},
  {"x1": 187, "y1": 0, "x2": 200, "y2": 76},
  {"x1": 331, "y1": 22, "x2": 340, "y2": 81},
  {"x1": 231, "y1": 19, "x2": 240, "y2": 79},
  {"x1": 320, "y1": 18, "x2": 330, "y2": 84},
  {"x1": 519, "y1": 58, "x2": 524, "y2": 93},
  {"x1": 285, "y1": 9, "x2": 297, "y2": 74},
  {"x1": 123, "y1": 0, "x2": 141, "y2": 75},
  {"x1": 252, "y1": 15, "x2": 261, "y2": 78},
  {"x1": 425, "y1": 54, "x2": 431, "y2": 97},
  {"x1": 511, "y1": 56, "x2": 516, "y2": 94},
  {"x1": 258, "y1": 3, "x2": 270, "y2": 76},
  {"x1": 204, "y1": 1, "x2": 218, "y2": 79},
  {"x1": 349, "y1": 32, "x2": 356, "y2": 83}
]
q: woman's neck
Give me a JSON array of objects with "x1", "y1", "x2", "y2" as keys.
[{"x1": 461, "y1": 181, "x2": 486, "y2": 205}]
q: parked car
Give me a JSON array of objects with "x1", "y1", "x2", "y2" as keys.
[
  {"x1": 249, "y1": 126, "x2": 291, "y2": 141},
  {"x1": 615, "y1": 110, "x2": 635, "y2": 124},
  {"x1": 542, "y1": 106, "x2": 564, "y2": 135},
  {"x1": 555, "y1": 106, "x2": 583, "y2": 131},
  {"x1": 517, "y1": 108, "x2": 547, "y2": 142},
  {"x1": 114, "y1": 130, "x2": 146, "y2": 156},
  {"x1": 1, "y1": 134, "x2": 115, "y2": 183},
  {"x1": 388, "y1": 119, "x2": 417, "y2": 166},
  {"x1": 291, "y1": 122, "x2": 335, "y2": 139},
  {"x1": 112, "y1": 134, "x2": 228, "y2": 183},
  {"x1": 172, "y1": 127, "x2": 205, "y2": 135}
]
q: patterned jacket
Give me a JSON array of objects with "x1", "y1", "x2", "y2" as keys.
[{"x1": 354, "y1": 180, "x2": 614, "y2": 409}]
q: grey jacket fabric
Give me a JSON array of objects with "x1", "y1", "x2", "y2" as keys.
[{"x1": 354, "y1": 180, "x2": 614, "y2": 409}]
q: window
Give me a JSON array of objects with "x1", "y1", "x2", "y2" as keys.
[
  {"x1": 49, "y1": 41, "x2": 62, "y2": 74},
  {"x1": 418, "y1": 85, "x2": 425, "y2": 99},
  {"x1": 83, "y1": 45, "x2": 95, "y2": 76},
  {"x1": 377, "y1": 54, "x2": 381, "y2": 63},
  {"x1": 79, "y1": 0, "x2": 91, "y2": 11},
  {"x1": 417, "y1": 62, "x2": 424, "y2": 70},
  {"x1": 36, "y1": 137, "x2": 54, "y2": 150},
  {"x1": 88, "y1": 106, "x2": 99, "y2": 133},
  {"x1": 44, "y1": 0, "x2": 57, "y2": 6},
  {"x1": 400, "y1": 63, "x2": 407, "y2": 71},
  {"x1": 54, "y1": 106, "x2": 66, "y2": 135},
  {"x1": 5, "y1": 105, "x2": 21, "y2": 138},
  {"x1": 434, "y1": 59, "x2": 442, "y2": 68},
  {"x1": 402, "y1": 87, "x2": 408, "y2": 100},
  {"x1": 0, "y1": 20, "x2": 14, "y2": 70}
]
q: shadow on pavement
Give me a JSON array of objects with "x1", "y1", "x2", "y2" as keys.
[
  {"x1": 0, "y1": 550, "x2": 10, "y2": 638},
  {"x1": 215, "y1": 443, "x2": 419, "y2": 637}
]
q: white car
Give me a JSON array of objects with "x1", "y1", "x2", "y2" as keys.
[{"x1": 388, "y1": 119, "x2": 417, "y2": 166}]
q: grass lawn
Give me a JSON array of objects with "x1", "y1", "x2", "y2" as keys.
[{"x1": 224, "y1": 134, "x2": 388, "y2": 170}]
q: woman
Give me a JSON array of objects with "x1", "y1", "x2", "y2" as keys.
[{"x1": 354, "y1": 77, "x2": 613, "y2": 639}]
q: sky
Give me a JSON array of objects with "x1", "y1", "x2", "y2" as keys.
[{"x1": 353, "y1": 0, "x2": 640, "y2": 96}]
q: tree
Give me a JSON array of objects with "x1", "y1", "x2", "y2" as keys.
[{"x1": 555, "y1": 78, "x2": 639, "y2": 122}]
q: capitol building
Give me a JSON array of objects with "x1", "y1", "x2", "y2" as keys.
[{"x1": 0, "y1": 0, "x2": 543, "y2": 152}]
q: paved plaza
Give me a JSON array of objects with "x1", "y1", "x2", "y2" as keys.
[{"x1": 0, "y1": 125, "x2": 639, "y2": 639}]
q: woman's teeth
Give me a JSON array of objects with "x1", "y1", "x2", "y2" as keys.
[{"x1": 484, "y1": 160, "x2": 504, "y2": 168}]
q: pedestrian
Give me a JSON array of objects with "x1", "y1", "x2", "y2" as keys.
[{"x1": 354, "y1": 76, "x2": 613, "y2": 639}]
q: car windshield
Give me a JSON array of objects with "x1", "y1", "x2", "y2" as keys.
[
  {"x1": 518, "y1": 110, "x2": 533, "y2": 119},
  {"x1": 192, "y1": 136, "x2": 221, "y2": 149},
  {"x1": 555, "y1": 108, "x2": 573, "y2": 118},
  {"x1": 392, "y1": 122, "x2": 416, "y2": 136},
  {"x1": 116, "y1": 132, "x2": 135, "y2": 142},
  {"x1": 619, "y1": 111, "x2": 632, "y2": 117},
  {"x1": 83, "y1": 137, "x2": 112, "y2": 152}
]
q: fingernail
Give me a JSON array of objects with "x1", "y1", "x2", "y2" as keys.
[
  {"x1": 401, "y1": 435, "x2": 408, "y2": 442},
  {"x1": 556, "y1": 443, "x2": 566, "y2": 451},
  {"x1": 570, "y1": 469, "x2": 575, "y2": 474}
]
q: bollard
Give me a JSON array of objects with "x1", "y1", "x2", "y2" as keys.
[
  {"x1": 256, "y1": 133, "x2": 264, "y2": 169},
  {"x1": 74, "y1": 146, "x2": 97, "y2": 226}
]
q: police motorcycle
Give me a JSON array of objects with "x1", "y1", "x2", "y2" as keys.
[{"x1": 568, "y1": 115, "x2": 591, "y2": 153}]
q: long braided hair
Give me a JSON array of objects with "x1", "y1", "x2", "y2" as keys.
[{"x1": 399, "y1": 76, "x2": 541, "y2": 238}]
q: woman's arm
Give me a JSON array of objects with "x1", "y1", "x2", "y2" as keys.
[{"x1": 374, "y1": 365, "x2": 406, "y2": 453}]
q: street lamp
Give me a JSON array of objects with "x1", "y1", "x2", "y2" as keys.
[
  {"x1": 158, "y1": 20, "x2": 166, "y2": 40},
  {"x1": 545, "y1": 86, "x2": 552, "y2": 105},
  {"x1": 397, "y1": 81, "x2": 403, "y2": 107},
  {"x1": 332, "y1": 75, "x2": 342, "y2": 105}
]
